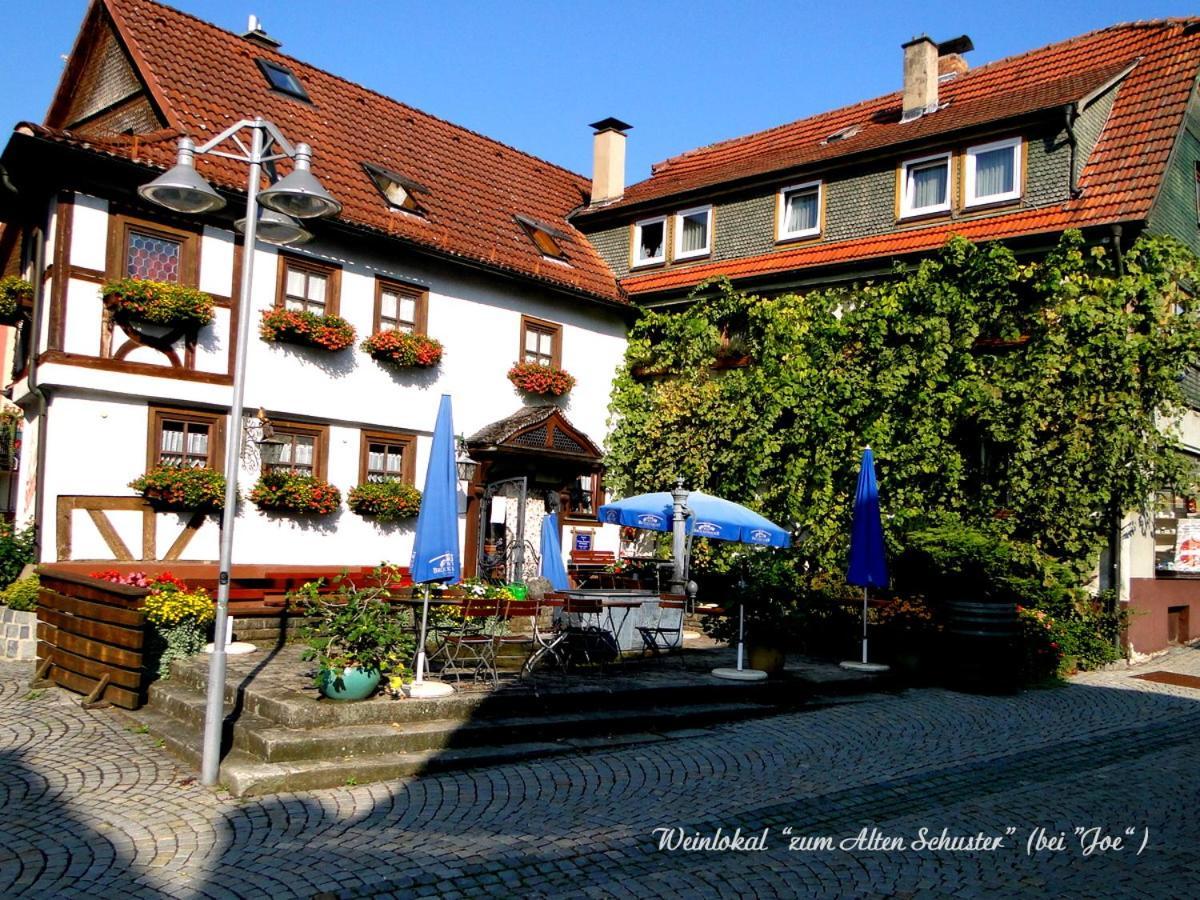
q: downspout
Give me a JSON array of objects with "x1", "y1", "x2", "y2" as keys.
[
  {"x1": 1106, "y1": 223, "x2": 1125, "y2": 631},
  {"x1": 1064, "y1": 102, "x2": 1082, "y2": 199},
  {"x1": 24, "y1": 213, "x2": 51, "y2": 562}
]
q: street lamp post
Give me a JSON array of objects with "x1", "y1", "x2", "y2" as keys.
[{"x1": 140, "y1": 118, "x2": 340, "y2": 785}]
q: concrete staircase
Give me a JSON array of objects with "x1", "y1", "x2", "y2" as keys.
[{"x1": 128, "y1": 646, "x2": 889, "y2": 797}]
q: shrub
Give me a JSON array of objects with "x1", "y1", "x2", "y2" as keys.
[
  {"x1": 250, "y1": 470, "x2": 341, "y2": 515},
  {"x1": 259, "y1": 307, "x2": 356, "y2": 352},
  {"x1": 1, "y1": 575, "x2": 39, "y2": 612},
  {"x1": 361, "y1": 331, "x2": 443, "y2": 368},
  {"x1": 0, "y1": 522, "x2": 35, "y2": 591},
  {"x1": 101, "y1": 278, "x2": 215, "y2": 328},
  {"x1": 0, "y1": 275, "x2": 33, "y2": 323},
  {"x1": 129, "y1": 466, "x2": 226, "y2": 510},
  {"x1": 142, "y1": 577, "x2": 212, "y2": 680},
  {"x1": 507, "y1": 361, "x2": 575, "y2": 396},
  {"x1": 347, "y1": 481, "x2": 421, "y2": 522}
]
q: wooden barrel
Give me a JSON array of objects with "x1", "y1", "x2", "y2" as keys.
[{"x1": 944, "y1": 598, "x2": 1019, "y2": 694}]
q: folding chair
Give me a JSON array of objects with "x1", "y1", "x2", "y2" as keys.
[
  {"x1": 637, "y1": 593, "x2": 686, "y2": 662},
  {"x1": 558, "y1": 594, "x2": 618, "y2": 671},
  {"x1": 439, "y1": 598, "x2": 502, "y2": 686}
]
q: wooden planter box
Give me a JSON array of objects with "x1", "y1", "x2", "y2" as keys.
[{"x1": 35, "y1": 567, "x2": 150, "y2": 709}]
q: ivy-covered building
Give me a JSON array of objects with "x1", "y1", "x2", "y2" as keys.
[{"x1": 573, "y1": 21, "x2": 1200, "y2": 656}]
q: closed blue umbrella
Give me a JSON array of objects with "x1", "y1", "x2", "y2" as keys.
[
  {"x1": 540, "y1": 512, "x2": 570, "y2": 591},
  {"x1": 846, "y1": 447, "x2": 888, "y2": 667},
  {"x1": 408, "y1": 394, "x2": 461, "y2": 697}
]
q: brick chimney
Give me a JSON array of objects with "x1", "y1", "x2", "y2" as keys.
[
  {"x1": 936, "y1": 35, "x2": 974, "y2": 79},
  {"x1": 588, "y1": 118, "x2": 632, "y2": 206}
]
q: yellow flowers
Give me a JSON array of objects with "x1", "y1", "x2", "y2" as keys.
[{"x1": 143, "y1": 587, "x2": 214, "y2": 627}]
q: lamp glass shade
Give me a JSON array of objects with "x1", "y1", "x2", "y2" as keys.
[
  {"x1": 235, "y1": 208, "x2": 311, "y2": 246},
  {"x1": 138, "y1": 164, "x2": 226, "y2": 214},
  {"x1": 258, "y1": 169, "x2": 342, "y2": 219},
  {"x1": 257, "y1": 432, "x2": 288, "y2": 467}
]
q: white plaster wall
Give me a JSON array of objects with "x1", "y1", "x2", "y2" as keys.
[{"x1": 34, "y1": 194, "x2": 629, "y2": 567}]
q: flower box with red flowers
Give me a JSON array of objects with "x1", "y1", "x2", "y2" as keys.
[
  {"x1": 260, "y1": 307, "x2": 356, "y2": 352},
  {"x1": 129, "y1": 466, "x2": 227, "y2": 511},
  {"x1": 347, "y1": 481, "x2": 423, "y2": 523},
  {"x1": 249, "y1": 470, "x2": 341, "y2": 516},
  {"x1": 507, "y1": 361, "x2": 576, "y2": 396},
  {"x1": 360, "y1": 330, "x2": 443, "y2": 369},
  {"x1": 101, "y1": 278, "x2": 215, "y2": 329}
]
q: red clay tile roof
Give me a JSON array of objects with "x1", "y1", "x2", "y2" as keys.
[
  {"x1": 41, "y1": 0, "x2": 623, "y2": 305},
  {"x1": 601, "y1": 20, "x2": 1200, "y2": 297}
]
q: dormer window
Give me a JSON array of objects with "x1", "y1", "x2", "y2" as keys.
[
  {"x1": 632, "y1": 216, "x2": 666, "y2": 267},
  {"x1": 777, "y1": 182, "x2": 821, "y2": 241},
  {"x1": 255, "y1": 59, "x2": 310, "y2": 102},
  {"x1": 673, "y1": 206, "x2": 712, "y2": 260},
  {"x1": 515, "y1": 215, "x2": 568, "y2": 261},
  {"x1": 363, "y1": 163, "x2": 426, "y2": 215},
  {"x1": 965, "y1": 137, "x2": 1022, "y2": 207},
  {"x1": 900, "y1": 152, "x2": 951, "y2": 217}
]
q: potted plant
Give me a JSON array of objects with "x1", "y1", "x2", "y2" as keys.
[
  {"x1": 347, "y1": 481, "x2": 422, "y2": 522},
  {"x1": 0, "y1": 275, "x2": 33, "y2": 325},
  {"x1": 507, "y1": 361, "x2": 576, "y2": 396},
  {"x1": 361, "y1": 330, "x2": 443, "y2": 369},
  {"x1": 259, "y1": 307, "x2": 356, "y2": 352},
  {"x1": 129, "y1": 466, "x2": 227, "y2": 511},
  {"x1": 100, "y1": 278, "x2": 215, "y2": 329},
  {"x1": 292, "y1": 571, "x2": 415, "y2": 700},
  {"x1": 249, "y1": 469, "x2": 341, "y2": 515}
]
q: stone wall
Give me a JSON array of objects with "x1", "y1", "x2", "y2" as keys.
[{"x1": 2, "y1": 607, "x2": 35, "y2": 660}]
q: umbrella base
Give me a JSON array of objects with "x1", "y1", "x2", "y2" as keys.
[
  {"x1": 711, "y1": 667, "x2": 768, "y2": 682},
  {"x1": 206, "y1": 641, "x2": 257, "y2": 655},
  {"x1": 404, "y1": 680, "x2": 455, "y2": 698},
  {"x1": 839, "y1": 660, "x2": 890, "y2": 673}
]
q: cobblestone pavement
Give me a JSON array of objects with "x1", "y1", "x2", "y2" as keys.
[{"x1": 2, "y1": 648, "x2": 1199, "y2": 899}]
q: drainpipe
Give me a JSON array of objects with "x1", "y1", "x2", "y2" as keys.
[
  {"x1": 22, "y1": 214, "x2": 51, "y2": 562},
  {"x1": 1064, "y1": 103, "x2": 1082, "y2": 199},
  {"x1": 1106, "y1": 224, "x2": 1126, "y2": 627}
]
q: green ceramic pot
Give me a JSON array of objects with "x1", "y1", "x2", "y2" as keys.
[{"x1": 319, "y1": 666, "x2": 381, "y2": 701}]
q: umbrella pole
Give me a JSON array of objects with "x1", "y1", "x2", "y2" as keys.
[
  {"x1": 737, "y1": 602, "x2": 745, "y2": 671},
  {"x1": 861, "y1": 587, "x2": 868, "y2": 665},
  {"x1": 404, "y1": 584, "x2": 453, "y2": 697},
  {"x1": 415, "y1": 583, "x2": 432, "y2": 685}
]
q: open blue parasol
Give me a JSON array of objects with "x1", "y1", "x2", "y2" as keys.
[
  {"x1": 408, "y1": 394, "x2": 461, "y2": 697},
  {"x1": 598, "y1": 491, "x2": 791, "y2": 548}
]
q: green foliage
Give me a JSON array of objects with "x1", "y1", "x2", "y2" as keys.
[
  {"x1": 0, "y1": 522, "x2": 35, "y2": 591},
  {"x1": 609, "y1": 232, "x2": 1200, "y2": 569},
  {"x1": 1, "y1": 575, "x2": 39, "y2": 612},
  {"x1": 0, "y1": 275, "x2": 32, "y2": 321},
  {"x1": 347, "y1": 481, "x2": 422, "y2": 522},
  {"x1": 129, "y1": 466, "x2": 227, "y2": 510},
  {"x1": 250, "y1": 470, "x2": 341, "y2": 515},
  {"x1": 608, "y1": 233, "x2": 1199, "y2": 663},
  {"x1": 293, "y1": 566, "x2": 416, "y2": 682},
  {"x1": 101, "y1": 278, "x2": 215, "y2": 328},
  {"x1": 148, "y1": 619, "x2": 208, "y2": 680}
]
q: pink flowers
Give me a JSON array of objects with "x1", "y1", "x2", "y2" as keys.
[
  {"x1": 507, "y1": 361, "x2": 576, "y2": 396},
  {"x1": 260, "y1": 308, "x2": 356, "y2": 352}
]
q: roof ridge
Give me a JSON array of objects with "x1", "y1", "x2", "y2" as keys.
[
  {"x1": 640, "y1": 17, "x2": 1193, "y2": 184},
  {"x1": 106, "y1": 0, "x2": 589, "y2": 187}
]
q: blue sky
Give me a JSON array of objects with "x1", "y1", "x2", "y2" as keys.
[{"x1": 1, "y1": 0, "x2": 1194, "y2": 185}]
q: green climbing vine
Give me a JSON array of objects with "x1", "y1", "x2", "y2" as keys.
[{"x1": 606, "y1": 231, "x2": 1200, "y2": 576}]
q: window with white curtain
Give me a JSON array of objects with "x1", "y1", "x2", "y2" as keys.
[
  {"x1": 965, "y1": 137, "x2": 1022, "y2": 206},
  {"x1": 777, "y1": 182, "x2": 822, "y2": 240},
  {"x1": 673, "y1": 206, "x2": 712, "y2": 260},
  {"x1": 900, "y1": 153, "x2": 952, "y2": 217},
  {"x1": 632, "y1": 216, "x2": 666, "y2": 267}
]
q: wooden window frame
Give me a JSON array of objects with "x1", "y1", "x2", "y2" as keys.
[
  {"x1": 106, "y1": 213, "x2": 201, "y2": 286},
  {"x1": 262, "y1": 419, "x2": 330, "y2": 480},
  {"x1": 275, "y1": 253, "x2": 341, "y2": 316},
  {"x1": 358, "y1": 429, "x2": 418, "y2": 485},
  {"x1": 146, "y1": 405, "x2": 225, "y2": 471},
  {"x1": 561, "y1": 472, "x2": 603, "y2": 524},
  {"x1": 373, "y1": 278, "x2": 429, "y2": 334},
  {"x1": 520, "y1": 315, "x2": 563, "y2": 368}
]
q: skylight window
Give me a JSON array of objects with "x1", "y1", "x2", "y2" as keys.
[
  {"x1": 515, "y1": 215, "x2": 568, "y2": 260},
  {"x1": 363, "y1": 163, "x2": 427, "y2": 215},
  {"x1": 256, "y1": 59, "x2": 310, "y2": 102},
  {"x1": 822, "y1": 125, "x2": 860, "y2": 145}
]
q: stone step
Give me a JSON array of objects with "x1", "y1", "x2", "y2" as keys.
[
  {"x1": 165, "y1": 654, "x2": 794, "y2": 729},
  {"x1": 125, "y1": 703, "x2": 733, "y2": 798},
  {"x1": 147, "y1": 677, "x2": 779, "y2": 762}
]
